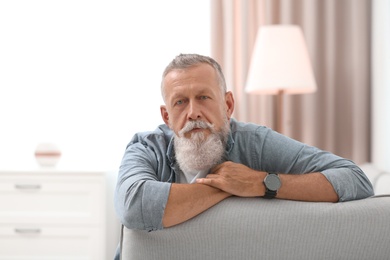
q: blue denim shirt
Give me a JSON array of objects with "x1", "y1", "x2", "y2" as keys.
[{"x1": 114, "y1": 118, "x2": 374, "y2": 232}]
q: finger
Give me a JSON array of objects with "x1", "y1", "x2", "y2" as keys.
[
  {"x1": 195, "y1": 178, "x2": 208, "y2": 184},
  {"x1": 209, "y1": 166, "x2": 219, "y2": 174},
  {"x1": 196, "y1": 177, "x2": 221, "y2": 186},
  {"x1": 210, "y1": 162, "x2": 226, "y2": 173},
  {"x1": 204, "y1": 174, "x2": 219, "y2": 179}
]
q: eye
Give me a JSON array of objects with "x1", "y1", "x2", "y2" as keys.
[
  {"x1": 199, "y1": 96, "x2": 209, "y2": 100},
  {"x1": 175, "y1": 99, "x2": 184, "y2": 105}
]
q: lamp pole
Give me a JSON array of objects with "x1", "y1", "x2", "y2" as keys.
[{"x1": 276, "y1": 89, "x2": 285, "y2": 134}]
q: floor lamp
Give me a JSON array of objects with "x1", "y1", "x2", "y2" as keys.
[{"x1": 245, "y1": 25, "x2": 317, "y2": 134}]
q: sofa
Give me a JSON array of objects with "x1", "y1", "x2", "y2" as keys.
[
  {"x1": 119, "y1": 195, "x2": 390, "y2": 260},
  {"x1": 359, "y1": 163, "x2": 390, "y2": 196}
]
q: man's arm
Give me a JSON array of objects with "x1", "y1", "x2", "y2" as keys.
[
  {"x1": 196, "y1": 161, "x2": 339, "y2": 202},
  {"x1": 277, "y1": 172, "x2": 338, "y2": 202},
  {"x1": 163, "y1": 183, "x2": 231, "y2": 228}
]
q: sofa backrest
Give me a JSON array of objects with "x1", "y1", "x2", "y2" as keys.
[{"x1": 120, "y1": 195, "x2": 390, "y2": 260}]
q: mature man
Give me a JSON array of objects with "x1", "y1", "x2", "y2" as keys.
[{"x1": 114, "y1": 53, "x2": 373, "y2": 258}]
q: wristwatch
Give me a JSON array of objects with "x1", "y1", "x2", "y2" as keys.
[{"x1": 263, "y1": 173, "x2": 281, "y2": 199}]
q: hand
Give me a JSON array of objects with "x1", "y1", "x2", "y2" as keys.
[{"x1": 196, "y1": 161, "x2": 266, "y2": 197}]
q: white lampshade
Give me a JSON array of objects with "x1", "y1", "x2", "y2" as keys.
[{"x1": 245, "y1": 25, "x2": 317, "y2": 95}]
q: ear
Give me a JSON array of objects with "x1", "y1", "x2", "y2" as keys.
[
  {"x1": 160, "y1": 105, "x2": 170, "y2": 126},
  {"x1": 225, "y1": 91, "x2": 235, "y2": 119}
]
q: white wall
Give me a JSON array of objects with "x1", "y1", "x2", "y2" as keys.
[
  {"x1": 372, "y1": 0, "x2": 390, "y2": 173},
  {"x1": 0, "y1": 1, "x2": 210, "y2": 171}
]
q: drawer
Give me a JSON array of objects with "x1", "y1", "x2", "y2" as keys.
[
  {"x1": 0, "y1": 226, "x2": 104, "y2": 260},
  {"x1": 0, "y1": 174, "x2": 105, "y2": 225}
]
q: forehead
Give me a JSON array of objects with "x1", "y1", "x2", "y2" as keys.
[{"x1": 163, "y1": 64, "x2": 220, "y2": 94}]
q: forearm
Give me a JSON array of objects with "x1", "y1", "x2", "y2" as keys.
[
  {"x1": 162, "y1": 183, "x2": 231, "y2": 228},
  {"x1": 196, "y1": 162, "x2": 339, "y2": 202},
  {"x1": 277, "y1": 172, "x2": 339, "y2": 202}
]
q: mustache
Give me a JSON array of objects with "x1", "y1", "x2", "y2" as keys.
[{"x1": 178, "y1": 120, "x2": 214, "y2": 136}]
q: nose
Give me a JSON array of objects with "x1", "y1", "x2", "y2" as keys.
[{"x1": 187, "y1": 100, "x2": 201, "y2": 120}]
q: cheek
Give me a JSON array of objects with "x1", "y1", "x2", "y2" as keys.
[
  {"x1": 167, "y1": 114, "x2": 184, "y2": 134},
  {"x1": 214, "y1": 104, "x2": 228, "y2": 120},
  {"x1": 210, "y1": 107, "x2": 229, "y2": 131}
]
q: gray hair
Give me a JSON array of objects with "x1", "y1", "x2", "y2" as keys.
[{"x1": 161, "y1": 53, "x2": 227, "y2": 102}]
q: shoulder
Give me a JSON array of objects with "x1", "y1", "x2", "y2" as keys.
[
  {"x1": 229, "y1": 118, "x2": 271, "y2": 137},
  {"x1": 127, "y1": 124, "x2": 174, "y2": 150}
]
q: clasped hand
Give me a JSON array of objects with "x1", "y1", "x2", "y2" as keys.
[{"x1": 196, "y1": 161, "x2": 266, "y2": 197}]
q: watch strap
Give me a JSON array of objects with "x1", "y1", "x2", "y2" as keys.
[{"x1": 264, "y1": 189, "x2": 277, "y2": 199}]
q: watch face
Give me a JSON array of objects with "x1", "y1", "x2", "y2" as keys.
[{"x1": 264, "y1": 174, "x2": 281, "y2": 191}]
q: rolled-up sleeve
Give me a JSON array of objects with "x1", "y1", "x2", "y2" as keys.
[
  {"x1": 322, "y1": 166, "x2": 374, "y2": 201},
  {"x1": 114, "y1": 137, "x2": 171, "y2": 231}
]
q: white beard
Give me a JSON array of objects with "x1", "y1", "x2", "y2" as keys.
[{"x1": 174, "y1": 120, "x2": 229, "y2": 176}]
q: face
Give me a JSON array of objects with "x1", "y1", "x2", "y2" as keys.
[{"x1": 160, "y1": 63, "x2": 234, "y2": 139}]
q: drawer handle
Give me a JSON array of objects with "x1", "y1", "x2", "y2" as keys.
[
  {"x1": 15, "y1": 228, "x2": 42, "y2": 234},
  {"x1": 15, "y1": 184, "x2": 41, "y2": 190}
]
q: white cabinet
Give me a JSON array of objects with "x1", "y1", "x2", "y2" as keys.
[{"x1": 0, "y1": 170, "x2": 107, "y2": 260}]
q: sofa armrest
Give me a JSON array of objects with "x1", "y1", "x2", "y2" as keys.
[{"x1": 120, "y1": 196, "x2": 390, "y2": 260}]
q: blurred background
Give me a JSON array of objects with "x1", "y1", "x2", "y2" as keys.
[
  {"x1": 0, "y1": 0, "x2": 389, "y2": 173},
  {"x1": 0, "y1": 0, "x2": 211, "y2": 170}
]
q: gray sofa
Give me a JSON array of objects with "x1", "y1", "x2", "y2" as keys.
[{"x1": 120, "y1": 195, "x2": 390, "y2": 260}]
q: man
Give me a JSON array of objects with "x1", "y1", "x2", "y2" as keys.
[{"x1": 114, "y1": 53, "x2": 373, "y2": 257}]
